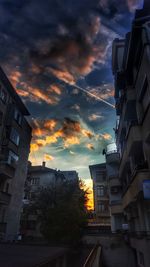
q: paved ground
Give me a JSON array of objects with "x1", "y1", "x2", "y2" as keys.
[{"x1": 0, "y1": 243, "x2": 68, "y2": 267}]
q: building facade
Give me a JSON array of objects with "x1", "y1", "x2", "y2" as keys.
[
  {"x1": 112, "y1": 1, "x2": 150, "y2": 266},
  {"x1": 105, "y1": 143, "x2": 124, "y2": 233},
  {"x1": 89, "y1": 163, "x2": 110, "y2": 225},
  {"x1": 0, "y1": 67, "x2": 31, "y2": 241}
]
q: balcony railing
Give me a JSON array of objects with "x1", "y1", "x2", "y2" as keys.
[{"x1": 83, "y1": 244, "x2": 103, "y2": 267}]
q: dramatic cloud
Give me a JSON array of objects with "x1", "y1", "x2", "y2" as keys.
[
  {"x1": 86, "y1": 144, "x2": 95, "y2": 150},
  {"x1": 88, "y1": 113, "x2": 104, "y2": 121},
  {"x1": 0, "y1": 0, "x2": 143, "y2": 184},
  {"x1": 100, "y1": 133, "x2": 112, "y2": 140},
  {"x1": 30, "y1": 117, "x2": 96, "y2": 152},
  {"x1": 44, "y1": 154, "x2": 54, "y2": 161}
]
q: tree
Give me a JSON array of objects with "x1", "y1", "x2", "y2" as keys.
[{"x1": 35, "y1": 179, "x2": 88, "y2": 245}]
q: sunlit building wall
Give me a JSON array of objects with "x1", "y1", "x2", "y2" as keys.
[{"x1": 89, "y1": 163, "x2": 110, "y2": 225}]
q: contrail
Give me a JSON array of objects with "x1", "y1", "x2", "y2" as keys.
[{"x1": 73, "y1": 84, "x2": 115, "y2": 109}]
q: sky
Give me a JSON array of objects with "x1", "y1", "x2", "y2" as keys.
[{"x1": 0, "y1": 0, "x2": 143, "y2": 191}]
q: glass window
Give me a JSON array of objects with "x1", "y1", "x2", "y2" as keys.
[
  {"x1": 14, "y1": 108, "x2": 22, "y2": 125},
  {"x1": 97, "y1": 186, "x2": 105, "y2": 196},
  {"x1": 97, "y1": 202, "x2": 105, "y2": 212},
  {"x1": 10, "y1": 128, "x2": 20, "y2": 146},
  {"x1": 8, "y1": 150, "x2": 19, "y2": 166}
]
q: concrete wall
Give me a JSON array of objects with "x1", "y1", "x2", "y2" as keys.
[
  {"x1": 83, "y1": 235, "x2": 136, "y2": 267},
  {"x1": 5, "y1": 119, "x2": 31, "y2": 241}
]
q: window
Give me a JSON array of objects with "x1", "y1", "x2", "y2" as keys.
[
  {"x1": 10, "y1": 128, "x2": 20, "y2": 146},
  {"x1": 97, "y1": 186, "x2": 105, "y2": 196},
  {"x1": 8, "y1": 150, "x2": 19, "y2": 166},
  {"x1": 31, "y1": 178, "x2": 40, "y2": 185},
  {"x1": 14, "y1": 108, "x2": 22, "y2": 125},
  {"x1": 97, "y1": 202, "x2": 105, "y2": 212},
  {"x1": 0, "y1": 85, "x2": 7, "y2": 103}
]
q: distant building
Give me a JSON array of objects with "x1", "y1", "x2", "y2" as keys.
[
  {"x1": 21, "y1": 162, "x2": 66, "y2": 239},
  {"x1": 61, "y1": 170, "x2": 79, "y2": 183},
  {"x1": 0, "y1": 67, "x2": 31, "y2": 241},
  {"x1": 89, "y1": 163, "x2": 110, "y2": 225},
  {"x1": 105, "y1": 143, "x2": 124, "y2": 233},
  {"x1": 112, "y1": 1, "x2": 150, "y2": 266}
]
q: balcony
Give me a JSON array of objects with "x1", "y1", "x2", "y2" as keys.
[
  {"x1": 122, "y1": 170, "x2": 150, "y2": 209},
  {"x1": 106, "y1": 152, "x2": 120, "y2": 164},
  {"x1": 119, "y1": 125, "x2": 142, "y2": 176},
  {"x1": 0, "y1": 162, "x2": 15, "y2": 179},
  {"x1": 0, "y1": 191, "x2": 11, "y2": 205},
  {"x1": 110, "y1": 200, "x2": 123, "y2": 214},
  {"x1": 109, "y1": 177, "x2": 121, "y2": 188}
]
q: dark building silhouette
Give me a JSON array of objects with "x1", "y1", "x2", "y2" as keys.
[
  {"x1": 0, "y1": 67, "x2": 31, "y2": 241},
  {"x1": 112, "y1": 1, "x2": 150, "y2": 266}
]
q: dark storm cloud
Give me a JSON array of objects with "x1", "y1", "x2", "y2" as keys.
[{"x1": 0, "y1": 0, "x2": 142, "y2": 89}]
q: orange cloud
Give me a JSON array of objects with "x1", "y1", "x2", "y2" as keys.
[
  {"x1": 29, "y1": 86, "x2": 59, "y2": 104},
  {"x1": 44, "y1": 154, "x2": 54, "y2": 161},
  {"x1": 9, "y1": 70, "x2": 21, "y2": 88},
  {"x1": 82, "y1": 129, "x2": 94, "y2": 139},
  {"x1": 49, "y1": 84, "x2": 62, "y2": 95},
  {"x1": 44, "y1": 120, "x2": 57, "y2": 131},
  {"x1": 88, "y1": 114, "x2": 103, "y2": 121},
  {"x1": 86, "y1": 144, "x2": 95, "y2": 150},
  {"x1": 30, "y1": 143, "x2": 39, "y2": 152},
  {"x1": 30, "y1": 118, "x2": 97, "y2": 153},
  {"x1": 48, "y1": 68, "x2": 75, "y2": 85},
  {"x1": 8, "y1": 70, "x2": 61, "y2": 105},
  {"x1": 16, "y1": 89, "x2": 29, "y2": 97},
  {"x1": 101, "y1": 133, "x2": 112, "y2": 140},
  {"x1": 64, "y1": 136, "x2": 80, "y2": 148}
]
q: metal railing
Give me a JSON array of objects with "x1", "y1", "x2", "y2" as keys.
[{"x1": 83, "y1": 244, "x2": 103, "y2": 267}]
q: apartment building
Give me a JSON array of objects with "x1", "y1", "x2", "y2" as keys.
[
  {"x1": 112, "y1": 1, "x2": 150, "y2": 266},
  {"x1": 21, "y1": 162, "x2": 66, "y2": 239},
  {"x1": 89, "y1": 163, "x2": 110, "y2": 225},
  {"x1": 105, "y1": 143, "x2": 124, "y2": 233},
  {"x1": 0, "y1": 67, "x2": 31, "y2": 241},
  {"x1": 61, "y1": 170, "x2": 79, "y2": 183}
]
